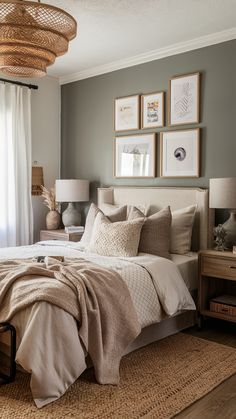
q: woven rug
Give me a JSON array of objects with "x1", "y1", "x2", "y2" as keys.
[{"x1": 1, "y1": 333, "x2": 236, "y2": 419}]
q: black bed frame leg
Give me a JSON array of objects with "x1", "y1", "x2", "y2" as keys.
[
  {"x1": 0, "y1": 322, "x2": 16, "y2": 383},
  {"x1": 197, "y1": 314, "x2": 204, "y2": 330}
]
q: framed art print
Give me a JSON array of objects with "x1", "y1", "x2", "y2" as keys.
[
  {"x1": 141, "y1": 91, "x2": 164, "y2": 129},
  {"x1": 169, "y1": 72, "x2": 200, "y2": 126},
  {"x1": 114, "y1": 95, "x2": 139, "y2": 132},
  {"x1": 114, "y1": 133, "x2": 156, "y2": 178},
  {"x1": 160, "y1": 128, "x2": 200, "y2": 178}
]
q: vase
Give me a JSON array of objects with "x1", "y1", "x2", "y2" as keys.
[{"x1": 46, "y1": 210, "x2": 61, "y2": 230}]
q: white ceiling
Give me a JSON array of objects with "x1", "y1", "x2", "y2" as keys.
[{"x1": 45, "y1": 0, "x2": 236, "y2": 82}]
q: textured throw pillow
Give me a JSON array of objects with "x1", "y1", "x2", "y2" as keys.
[
  {"x1": 137, "y1": 207, "x2": 172, "y2": 259},
  {"x1": 170, "y1": 205, "x2": 197, "y2": 255},
  {"x1": 80, "y1": 203, "x2": 127, "y2": 246},
  {"x1": 88, "y1": 213, "x2": 144, "y2": 257}
]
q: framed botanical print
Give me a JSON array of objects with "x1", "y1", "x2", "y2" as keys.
[
  {"x1": 114, "y1": 95, "x2": 140, "y2": 132},
  {"x1": 169, "y1": 72, "x2": 200, "y2": 126},
  {"x1": 141, "y1": 91, "x2": 164, "y2": 129},
  {"x1": 160, "y1": 128, "x2": 200, "y2": 178},
  {"x1": 114, "y1": 133, "x2": 156, "y2": 178}
]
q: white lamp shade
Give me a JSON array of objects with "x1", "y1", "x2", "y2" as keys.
[
  {"x1": 209, "y1": 178, "x2": 236, "y2": 209},
  {"x1": 56, "y1": 179, "x2": 89, "y2": 202}
]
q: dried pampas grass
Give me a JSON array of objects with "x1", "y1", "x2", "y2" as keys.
[{"x1": 41, "y1": 186, "x2": 58, "y2": 211}]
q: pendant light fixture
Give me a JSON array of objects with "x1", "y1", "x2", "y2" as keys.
[{"x1": 0, "y1": 0, "x2": 77, "y2": 78}]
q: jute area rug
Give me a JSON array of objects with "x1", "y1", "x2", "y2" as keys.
[{"x1": 1, "y1": 333, "x2": 236, "y2": 419}]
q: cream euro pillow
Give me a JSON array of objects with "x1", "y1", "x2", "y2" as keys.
[
  {"x1": 99, "y1": 203, "x2": 120, "y2": 213},
  {"x1": 170, "y1": 205, "x2": 197, "y2": 254},
  {"x1": 128, "y1": 206, "x2": 145, "y2": 220},
  {"x1": 100, "y1": 203, "x2": 148, "y2": 217},
  {"x1": 129, "y1": 205, "x2": 196, "y2": 255},
  {"x1": 80, "y1": 203, "x2": 127, "y2": 247},
  {"x1": 88, "y1": 213, "x2": 144, "y2": 257}
]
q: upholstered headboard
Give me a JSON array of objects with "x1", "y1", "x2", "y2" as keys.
[{"x1": 98, "y1": 186, "x2": 214, "y2": 251}]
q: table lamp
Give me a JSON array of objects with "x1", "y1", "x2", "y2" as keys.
[
  {"x1": 56, "y1": 179, "x2": 89, "y2": 227},
  {"x1": 209, "y1": 178, "x2": 236, "y2": 249}
]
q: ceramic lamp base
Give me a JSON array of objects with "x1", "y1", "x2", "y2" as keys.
[
  {"x1": 62, "y1": 202, "x2": 81, "y2": 227},
  {"x1": 223, "y1": 210, "x2": 236, "y2": 249}
]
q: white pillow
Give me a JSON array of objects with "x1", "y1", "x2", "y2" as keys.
[
  {"x1": 129, "y1": 204, "x2": 197, "y2": 255},
  {"x1": 171, "y1": 205, "x2": 197, "y2": 254},
  {"x1": 88, "y1": 213, "x2": 144, "y2": 257},
  {"x1": 127, "y1": 205, "x2": 148, "y2": 217},
  {"x1": 101, "y1": 203, "x2": 148, "y2": 217},
  {"x1": 99, "y1": 203, "x2": 120, "y2": 213}
]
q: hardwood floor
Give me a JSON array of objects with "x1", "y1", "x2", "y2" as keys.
[{"x1": 176, "y1": 319, "x2": 236, "y2": 419}]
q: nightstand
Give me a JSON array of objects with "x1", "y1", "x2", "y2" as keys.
[
  {"x1": 199, "y1": 250, "x2": 236, "y2": 327},
  {"x1": 40, "y1": 229, "x2": 83, "y2": 242}
]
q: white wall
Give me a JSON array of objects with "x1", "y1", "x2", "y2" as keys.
[{"x1": 31, "y1": 76, "x2": 61, "y2": 242}]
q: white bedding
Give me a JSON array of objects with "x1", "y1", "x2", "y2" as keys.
[
  {"x1": 171, "y1": 253, "x2": 198, "y2": 291},
  {"x1": 0, "y1": 241, "x2": 196, "y2": 408}
]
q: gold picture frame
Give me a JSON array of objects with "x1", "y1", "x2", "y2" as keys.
[
  {"x1": 114, "y1": 94, "x2": 140, "y2": 132},
  {"x1": 141, "y1": 91, "x2": 164, "y2": 129},
  {"x1": 114, "y1": 133, "x2": 156, "y2": 178},
  {"x1": 168, "y1": 72, "x2": 200, "y2": 126},
  {"x1": 160, "y1": 128, "x2": 200, "y2": 178}
]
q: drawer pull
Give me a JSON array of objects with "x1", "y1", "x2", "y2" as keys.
[{"x1": 229, "y1": 266, "x2": 236, "y2": 269}]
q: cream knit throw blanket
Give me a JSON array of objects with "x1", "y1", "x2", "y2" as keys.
[{"x1": 0, "y1": 257, "x2": 141, "y2": 384}]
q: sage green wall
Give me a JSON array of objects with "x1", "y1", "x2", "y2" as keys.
[{"x1": 61, "y1": 40, "x2": 236, "y2": 217}]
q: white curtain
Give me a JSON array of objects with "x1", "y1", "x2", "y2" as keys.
[{"x1": 0, "y1": 83, "x2": 33, "y2": 247}]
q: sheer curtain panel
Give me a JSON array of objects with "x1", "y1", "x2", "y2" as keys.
[{"x1": 0, "y1": 83, "x2": 33, "y2": 247}]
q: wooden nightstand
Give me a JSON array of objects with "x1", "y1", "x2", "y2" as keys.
[
  {"x1": 199, "y1": 250, "x2": 236, "y2": 326},
  {"x1": 40, "y1": 229, "x2": 83, "y2": 242}
]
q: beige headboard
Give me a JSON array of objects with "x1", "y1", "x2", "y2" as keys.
[{"x1": 98, "y1": 186, "x2": 214, "y2": 251}]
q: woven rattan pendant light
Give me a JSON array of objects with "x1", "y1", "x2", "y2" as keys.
[{"x1": 0, "y1": 0, "x2": 77, "y2": 77}]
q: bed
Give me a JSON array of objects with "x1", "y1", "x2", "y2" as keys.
[
  {"x1": 98, "y1": 186, "x2": 213, "y2": 350},
  {"x1": 0, "y1": 186, "x2": 214, "y2": 408}
]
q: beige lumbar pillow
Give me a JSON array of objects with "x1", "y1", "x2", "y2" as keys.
[
  {"x1": 170, "y1": 205, "x2": 197, "y2": 255},
  {"x1": 80, "y1": 203, "x2": 127, "y2": 246},
  {"x1": 129, "y1": 206, "x2": 172, "y2": 259},
  {"x1": 88, "y1": 213, "x2": 144, "y2": 257}
]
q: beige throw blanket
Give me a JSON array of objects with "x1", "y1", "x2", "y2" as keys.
[{"x1": 0, "y1": 257, "x2": 141, "y2": 384}]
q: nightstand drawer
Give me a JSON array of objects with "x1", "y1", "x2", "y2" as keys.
[
  {"x1": 40, "y1": 230, "x2": 83, "y2": 242},
  {"x1": 202, "y1": 256, "x2": 236, "y2": 279},
  {"x1": 40, "y1": 231, "x2": 68, "y2": 241}
]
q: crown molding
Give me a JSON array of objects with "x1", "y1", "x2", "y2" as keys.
[
  {"x1": 60, "y1": 27, "x2": 236, "y2": 85},
  {"x1": 45, "y1": 74, "x2": 60, "y2": 81}
]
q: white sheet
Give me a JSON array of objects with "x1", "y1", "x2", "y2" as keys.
[
  {"x1": 0, "y1": 241, "x2": 196, "y2": 408},
  {"x1": 171, "y1": 253, "x2": 198, "y2": 291}
]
